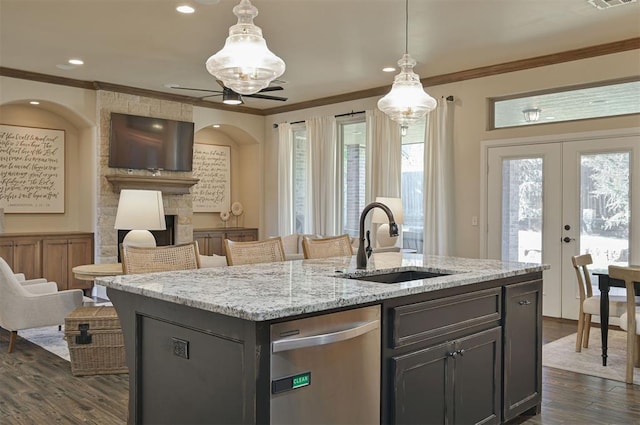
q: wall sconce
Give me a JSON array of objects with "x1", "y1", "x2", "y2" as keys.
[
  {"x1": 114, "y1": 189, "x2": 166, "y2": 247},
  {"x1": 371, "y1": 197, "x2": 404, "y2": 248},
  {"x1": 522, "y1": 108, "x2": 541, "y2": 123}
]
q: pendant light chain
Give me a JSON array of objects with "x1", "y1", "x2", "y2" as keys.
[{"x1": 405, "y1": 0, "x2": 409, "y2": 55}]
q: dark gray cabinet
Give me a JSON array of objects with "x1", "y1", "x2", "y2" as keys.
[
  {"x1": 503, "y1": 279, "x2": 543, "y2": 421},
  {"x1": 392, "y1": 327, "x2": 501, "y2": 425}
]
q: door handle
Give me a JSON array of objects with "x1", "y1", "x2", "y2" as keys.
[
  {"x1": 272, "y1": 320, "x2": 379, "y2": 353},
  {"x1": 563, "y1": 237, "x2": 575, "y2": 243}
]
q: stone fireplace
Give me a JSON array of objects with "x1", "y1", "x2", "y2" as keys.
[{"x1": 95, "y1": 91, "x2": 196, "y2": 264}]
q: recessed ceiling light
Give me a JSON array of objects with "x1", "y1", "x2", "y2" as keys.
[
  {"x1": 68, "y1": 59, "x2": 84, "y2": 65},
  {"x1": 382, "y1": 67, "x2": 396, "y2": 73},
  {"x1": 212, "y1": 124, "x2": 221, "y2": 128},
  {"x1": 29, "y1": 101, "x2": 40, "y2": 105},
  {"x1": 545, "y1": 116, "x2": 556, "y2": 120},
  {"x1": 176, "y1": 5, "x2": 195, "y2": 13}
]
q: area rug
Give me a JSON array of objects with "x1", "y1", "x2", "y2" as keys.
[
  {"x1": 543, "y1": 328, "x2": 639, "y2": 383},
  {"x1": 19, "y1": 325, "x2": 70, "y2": 361}
]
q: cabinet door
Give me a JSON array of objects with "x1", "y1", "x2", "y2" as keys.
[
  {"x1": 68, "y1": 237, "x2": 93, "y2": 290},
  {"x1": 392, "y1": 341, "x2": 453, "y2": 425},
  {"x1": 453, "y1": 327, "x2": 501, "y2": 425},
  {"x1": 193, "y1": 232, "x2": 210, "y2": 256},
  {"x1": 13, "y1": 238, "x2": 42, "y2": 280},
  {"x1": 209, "y1": 233, "x2": 225, "y2": 256},
  {"x1": 42, "y1": 239, "x2": 69, "y2": 291},
  {"x1": 233, "y1": 229, "x2": 258, "y2": 242},
  {"x1": 503, "y1": 280, "x2": 542, "y2": 421},
  {"x1": 0, "y1": 240, "x2": 15, "y2": 269}
]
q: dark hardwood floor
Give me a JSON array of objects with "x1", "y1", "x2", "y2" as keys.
[{"x1": 0, "y1": 319, "x2": 638, "y2": 424}]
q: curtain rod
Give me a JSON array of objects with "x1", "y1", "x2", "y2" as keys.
[
  {"x1": 273, "y1": 110, "x2": 365, "y2": 129},
  {"x1": 272, "y1": 97, "x2": 454, "y2": 129}
]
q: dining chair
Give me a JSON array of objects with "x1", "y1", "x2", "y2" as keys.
[
  {"x1": 302, "y1": 234, "x2": 353, "y2": 259},
  {"x1": 120, "y1": 241, "x2": 201, "y2": 274},
  {"x1": 571, "y1": 254, "x2": 629, "y2": 352},
  {"x1": 224, "y1": 237, "x2": 286, "y2": 266},
  {"x1": 608, "y1": 265, "x2": 640, "y2": 384}
]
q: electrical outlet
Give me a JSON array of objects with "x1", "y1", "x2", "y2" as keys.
[
  {"x1": 172, "y1": 337, "x2": 189, "y2": 359},
  {"x1": 471, "y1": 216, "x2": 478, "y2": 226}
]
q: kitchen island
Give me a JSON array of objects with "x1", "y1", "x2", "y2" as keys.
[{"x1": 98, "y1": 253, "x2": 548, "y2": 424}]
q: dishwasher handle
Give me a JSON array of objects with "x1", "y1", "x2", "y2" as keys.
[{"x1": 272, "y1": 319, "x2": 379, "y2": 353}]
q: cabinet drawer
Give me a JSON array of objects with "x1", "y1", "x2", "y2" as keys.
[{"x1": 391, "y1": 288, "x2": 501, "y2": 348}]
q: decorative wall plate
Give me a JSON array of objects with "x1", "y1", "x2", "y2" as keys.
[
  {"x1": 220, "y1": 210, "x2": 230, "y2": 222},
  {"x1": 231, "y1": 201, "x2": 244, "y2": 216}
]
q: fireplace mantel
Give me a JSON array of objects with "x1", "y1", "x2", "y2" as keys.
[{"x1": 105, "y1": 175, "x2": 199, "y2": 195}]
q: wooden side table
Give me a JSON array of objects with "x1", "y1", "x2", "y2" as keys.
[{"x1": 72, "y1": 263, "x2": 123, "y2": 296}]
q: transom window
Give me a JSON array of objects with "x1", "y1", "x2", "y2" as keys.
[{"x1": 490, "y1": 78, "x2": 640, "y2": 129}]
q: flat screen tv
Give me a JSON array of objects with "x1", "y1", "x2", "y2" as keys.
[{"x1": 109, "y1": 113, "x2": 195, "y2": 172}]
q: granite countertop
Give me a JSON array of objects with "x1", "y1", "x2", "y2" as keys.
[{"x1": 97, "y1": 253, "x2": 549, "y2": 321}]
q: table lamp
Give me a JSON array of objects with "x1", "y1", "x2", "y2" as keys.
[
  {"x1": 371, "y1": 197, "x2": 404, "y2": 248},
  {"x1": 114, "y1": 189, "x2": 166, "y2": 247}
]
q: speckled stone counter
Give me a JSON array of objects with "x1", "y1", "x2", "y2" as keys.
[
  {"x1": 97, "y1": 252, "x2": 547, "y2": 321},
  {"x1": 102, "y1": 252, "x2": 548, "y2": 424}
]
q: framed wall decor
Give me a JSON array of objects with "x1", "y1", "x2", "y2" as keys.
[
  {"x1": 192, "y1": 143, "x2": 230, "y2": 212},
  {"x1": 0, "y1": 124, "x2": 65, "y2": 213}
]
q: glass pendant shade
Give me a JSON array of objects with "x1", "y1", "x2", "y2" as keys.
[
  {"x1": 205, "y1": 0, "x2": 285, "y2": 95},
  {"x1": 378, "y1": 53, "x2": 437, "y2": 126}
]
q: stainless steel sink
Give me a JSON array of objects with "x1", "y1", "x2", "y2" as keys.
[{"x1": 348, "y1": 270, "x2": 449, "y2": 284}]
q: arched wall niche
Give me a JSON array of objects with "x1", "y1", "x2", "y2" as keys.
[
  {"x1": 192, "y1": 124, "x2": 262, "y2": 231},
  {"x1": 0, "y1": 100, "x2": 97, "y2": 234}
]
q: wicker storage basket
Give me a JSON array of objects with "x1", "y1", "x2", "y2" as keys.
[{"x1": 65, "y1": 306, "x2": 128, "y2": 376}]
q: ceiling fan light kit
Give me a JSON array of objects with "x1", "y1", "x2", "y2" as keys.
[
  {"x1": 378, "y1": 0, "x2": 437, "y2": 128},
  {"x1": 206, "y1": 0, "x2": 285, "y2": 95}
]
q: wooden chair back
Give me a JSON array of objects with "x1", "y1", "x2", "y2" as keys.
[
  {"x1": 120, "y1": 242, "x2": 201, "y2": 274},
  {"x1": 302, "y1": 234, "x2": 353, "y2": 259},
  {"x1": 224, "y1": 237, "x2": 285, "y2": 266},
  {"x1": 608, "y1": 265, "x2": 640, "y2": 384},
  {"x1": 571, "y1": 254, "x2": 594, "y2": 302}
]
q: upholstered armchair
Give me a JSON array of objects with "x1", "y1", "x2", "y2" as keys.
[{"x1": 0, "y1": 258, "x2": 86, "y2": 353}]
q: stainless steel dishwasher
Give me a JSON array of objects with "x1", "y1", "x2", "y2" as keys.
[{"x1": 270, "y1": 305, "x2": 381, "y2": 424}]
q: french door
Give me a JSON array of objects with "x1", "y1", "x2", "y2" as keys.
[{"x1": 485, "y1": 134, "x2": 640, "y2": 318}]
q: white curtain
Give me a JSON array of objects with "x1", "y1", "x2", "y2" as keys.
[
  {"x1": 365, "y1": 109, "x2": 402, "y2": 201},
  {"x1": 277, "y1": 123, "x2": 294, "y2": 234},
  {"x1": 423, "y1": 97, "x2": 455, "y2": 255},
  {"x1": 307, "y1": 116, "x2": 339, "y2": 236}
]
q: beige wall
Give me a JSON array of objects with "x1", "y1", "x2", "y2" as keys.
[
  {"x1": 263, "y1": 50, "x2": 640, "y2": 258},
  {"x1": 0, "y1": 77, "x2": 265, "y2": 262}
]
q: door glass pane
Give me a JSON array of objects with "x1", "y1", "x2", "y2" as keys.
[
  {"x1": 501, "y1": 158, "x2": 543, "y2": 264},
  {"x1": 580, "y1": 152, "x2": 630, "y2": 270}
]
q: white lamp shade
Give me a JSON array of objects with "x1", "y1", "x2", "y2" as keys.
[
  {"x1": 114, "y1": 189, "x2": 166, "y2": 231},
  {"x1": 205, "y1": 0, "x2": 285, "y2": 95},
  {"x1": 371, "y1": 197, "x2": 404, "y2": 224}
]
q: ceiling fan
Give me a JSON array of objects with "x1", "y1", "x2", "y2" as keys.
[{"x1": 169, "y1": 80, "x2": 287, "y2": 105}]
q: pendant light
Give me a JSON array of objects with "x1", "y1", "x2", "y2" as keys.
[
  {"x1": 205, "y1": 0, "x2": 285, "y2": 95},
  {"x1": 378, "y1": 0, "x2": 436, "y2": 128}
]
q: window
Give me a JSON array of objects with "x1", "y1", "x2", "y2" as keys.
[
  {"x1": 490, "y1": 78, "x2": 640, "y2": 129},
  {"x1": 292, "y1": 125, "x2": 308, "y2": 234},
  {"x1": 401, "y1": 120, "x2": 425, "y2": 252},
  {"x1": 340, "y1": 120, "x2": 366, "y2": 238}
]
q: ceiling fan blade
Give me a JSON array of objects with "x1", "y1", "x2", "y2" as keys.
[
  {"x1": 258, "y1": 86, "x2": 284, "y2": 92},
  {"x1": 171, "y1": 86, "x2": 223, "y2": 94},
  {"x1": 243, "y1": 93, "x2": 288, "y2": 101}
]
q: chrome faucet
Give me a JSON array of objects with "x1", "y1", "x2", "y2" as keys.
[{"x1": 357, "y1": 202, "x2": 399, "y2": 269}]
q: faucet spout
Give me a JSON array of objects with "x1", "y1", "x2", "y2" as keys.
[{"x1": 357, "y1": 202, "x2": 399, "y2": 269}]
